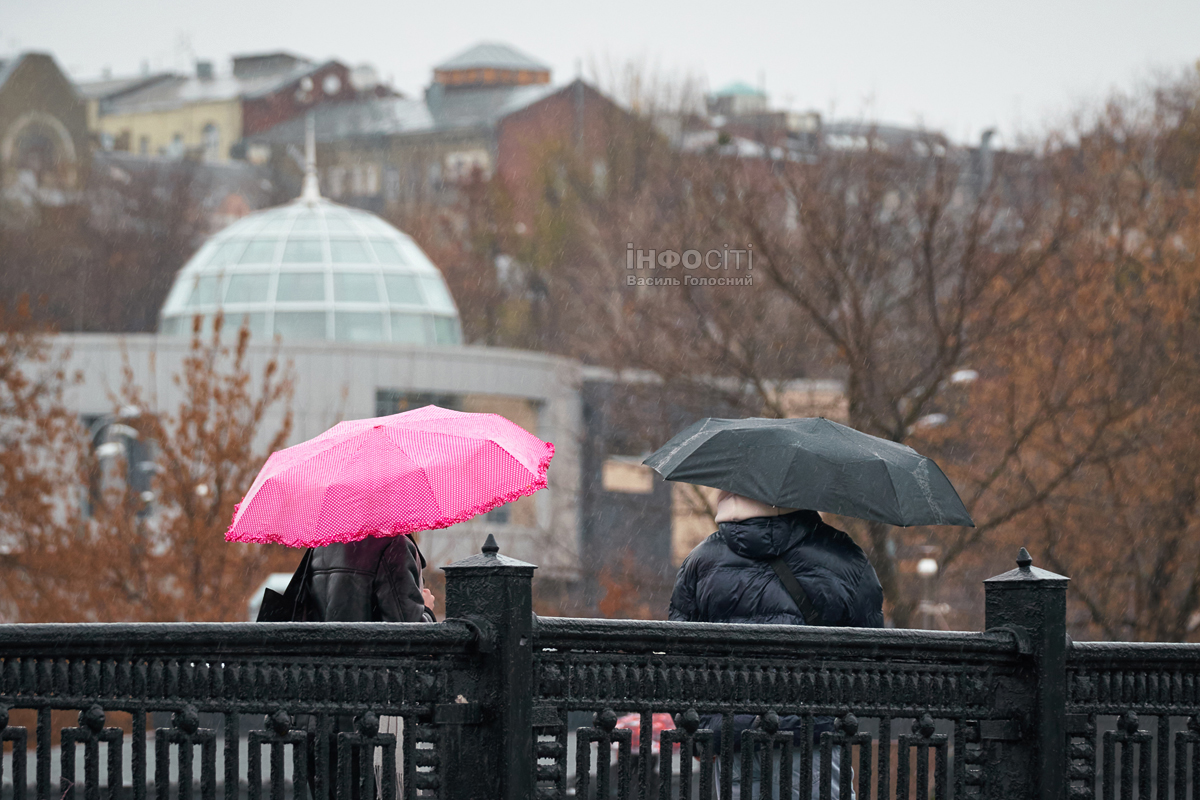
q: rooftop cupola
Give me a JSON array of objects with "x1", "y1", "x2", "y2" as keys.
[{"x1": 432, "y1": 42, "x2": 550, "y2": 89}]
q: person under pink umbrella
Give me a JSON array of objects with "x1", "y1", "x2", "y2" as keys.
[
  {"x1": 229, "y1": 404, "x2": 555, "y2": 624},
  {"x1": 229, "y1": 404, "x2": 555, "y2": 800}
]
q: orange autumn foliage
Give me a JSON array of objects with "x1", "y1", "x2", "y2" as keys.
[
  {"x1": 429, "y1": 65, "x2": 1200, "y2": 637},
  {"x1": 597, "y1": 553, "x2": 666, "y2": 621},
  {"x1": 0, "y1": 313, "x2": 297, "y2": 621}
]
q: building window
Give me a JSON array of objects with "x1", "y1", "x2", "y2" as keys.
[
  {"x1": 384, "y1": 168, "x2": 400, "y2": 204},
  {"x1": 246, "y1": 142, "x2": 271, "y2": 165},
  {"x1": 365, "y1": 164, "x2": 380, "y2": 196},
  {"x1": 375, "y1": 390, "x2": 462, "y2": 418},
  {"x1": 351, "y1": 165, "x2": 365, "y2": 196},
  {"x1": 591, "y1": 158, "x2": 608, "y2": 193},
  {"x1": 5, "y1": 115, "x2": 76, "y2": 191},
  {"x1": 328, "y1": 167, "x2": 346, "y2": 198},
  {"x1": 444, "y1": 150, "x2": 492, "y2": 183},
  {"x1": 485, "y1": 503, "x2": 511, "y2": 524},
  {"x1": 202, "y1": 123, "x2": 220, "y2": 161},
  {"x1": 139, "y1": 136, "x2": 150, "y2": 155},
  {"x1": 602, "y1": 458, "x2": 655, "y2": 494}
]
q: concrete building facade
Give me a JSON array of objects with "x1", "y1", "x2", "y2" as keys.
[{"x1": 57, "y1": 334, "x2": 584, "y2": 578}]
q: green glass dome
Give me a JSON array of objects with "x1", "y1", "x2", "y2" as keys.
[{"x1": 159, "y1": 196, "x2": 461, "y2": 345}]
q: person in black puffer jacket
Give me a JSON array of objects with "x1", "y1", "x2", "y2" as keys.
[{"x1": 668, "y1": 492, "x2": 883, "y2": 798}]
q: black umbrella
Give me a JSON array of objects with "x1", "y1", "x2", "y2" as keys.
[{"x1": 643, "y1": 417, "x2": 974, "y2": 527}]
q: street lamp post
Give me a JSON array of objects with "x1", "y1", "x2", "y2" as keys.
[
  {"x1": 85, "y1": 406, "x2": 145, "y2": 514},
  {"x1": 87, "y1": 406, "x2": 142, "y2": 448}
]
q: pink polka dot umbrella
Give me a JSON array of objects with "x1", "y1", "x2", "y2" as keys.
[{"x1": 226, "y1": 405, "x2": 555, "y2": 548}]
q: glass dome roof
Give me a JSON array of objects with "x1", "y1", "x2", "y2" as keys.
[{"x1": 159, "y1": 197, "x2": 461, "y2": 346}]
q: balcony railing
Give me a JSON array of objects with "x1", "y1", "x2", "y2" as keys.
[{"x1": 0, "y1": 541, "x2": 1197, "y2": 800}]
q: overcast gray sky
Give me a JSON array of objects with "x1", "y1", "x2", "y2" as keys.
[{"x1": 2, "y1": 0, "x2": 1197, "y2": 144}]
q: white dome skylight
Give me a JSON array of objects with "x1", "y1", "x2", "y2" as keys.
[{"x1": 159, "y1": 197, "x2": 461, "y2": 346}]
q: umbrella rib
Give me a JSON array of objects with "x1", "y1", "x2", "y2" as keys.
[
  {"x1": 253, "y1": 430, "x2": 375, "y2": 488},
  {"x1": 237, "y1": 432, "x2": 377, "y2": 543},
  {"x1": 262, "y1": 427, "x2": 364, "y2": 472},
  {"x1": 879, "y1": 460, "x2": 909, "y2": 527},
  {"x1": 775, "y1": 445, "x2": 803, "y2": 508},
  {"x1": 383, "y1": 426, "x2": 546, "y2": 474},
  {"x1": 310, "y1": 430, "x2": 395, "y2": 535},
  {"x1": 409, "y1": 461, "x2": 447, "y2": 524},
  {"x1": 375, "y1": 431, "x2": 544, "y2": 523},
  {"x1": 646, "y1": 419, "x2": 717, "y2": 473},
  {"x1": 371, "y1": 432, "x2": 450, "y2": 523},
  {"x1": 906, "y1": 457, "x2": 957, "y2": 526}
]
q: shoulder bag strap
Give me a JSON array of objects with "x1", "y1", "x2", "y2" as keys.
[
  {"x1": 287, "y1": 547, "x2": 315, "y2": 620},
  {"x1": 768, "y1": 556, "x2": 822, "y2": 626}
]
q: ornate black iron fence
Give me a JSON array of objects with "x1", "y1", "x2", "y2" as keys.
[
  {"x1": 530, "y1": 617, "x2": 1020, "y2": 800},
  {"x1": 1, "y1": 540, "x2": 1199, "y2": 800},
  {"x1": 1065, "y1": 642, "x2": 1200, "y2": 799},
  {"x1": 0, "y1": 620, "x2": 482, "y2": 800}
]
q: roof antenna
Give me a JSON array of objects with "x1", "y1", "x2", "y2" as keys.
[{"x1": 300, "y1": 111, "x2": 320, "y2": 204}]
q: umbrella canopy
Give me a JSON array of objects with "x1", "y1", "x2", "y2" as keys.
[
  {"x1": 644, "y1": 417, "x2": 973, "y2": 527},
  {"x1": 227, "y1": 405, "x2": 554, "y2": 547}
]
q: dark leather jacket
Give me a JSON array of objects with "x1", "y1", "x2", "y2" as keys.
[{"x1": 309, "y1": 534, "x2": 433, "y2": 622}]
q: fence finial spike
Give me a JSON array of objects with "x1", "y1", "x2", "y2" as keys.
[
  {"x1": 1016, "y1": 547, "x2": 1033, "y2": 571},
  {"x1": 482, "y1": 533, "x2": 500, "y2": 555}
]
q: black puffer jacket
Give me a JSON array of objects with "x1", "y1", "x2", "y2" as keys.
[
  {"x1": 668, "y1": 510, "x2": 883, "y2": 749},
  {"x1": 309, "y1": 534, "x2": 433, "y2": 623},
  {"x1": 668, "y1": 510, "x2": 883, "y2": 628}
]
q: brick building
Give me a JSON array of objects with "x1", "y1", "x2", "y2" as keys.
[
  {"x1": 77, "y1": 53, "x2": 358, "y2": 162},
  {"x1": 249, "y1": 42, "x2": 626, "y2": 214}
]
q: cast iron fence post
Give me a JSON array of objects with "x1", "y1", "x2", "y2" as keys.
[
  {"x1": 441, "y1": 533, "x2": 536, "y2": 800},
  {"x1": 984, "y1": 547, "x2": 1069, "y2": 800}
]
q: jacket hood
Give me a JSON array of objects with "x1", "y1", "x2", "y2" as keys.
[{"x1": 717, "y1": 509, "x2": 819, "y2": 560}]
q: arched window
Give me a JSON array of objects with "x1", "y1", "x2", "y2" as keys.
[
  {"x1": 13, "y1": 124, "x2": 62, "y2": 180},
  {"x1": 202, "y1": 124, "x2": 220, "y2": 161},
  {"x1": 0, "y1": 112, "x2": 78, "y2": 193}
]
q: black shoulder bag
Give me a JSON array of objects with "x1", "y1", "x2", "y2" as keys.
[
  {"x1": 768, "y1": 557, "x2": 822, "y2": 626},
  {"x1": 256, "y1": 547, "x2": 317, "y2": 622}
]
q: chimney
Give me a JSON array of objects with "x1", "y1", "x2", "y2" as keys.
[{"x1": 196, "y1": 60, "x2": 214, "y2": 80}]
